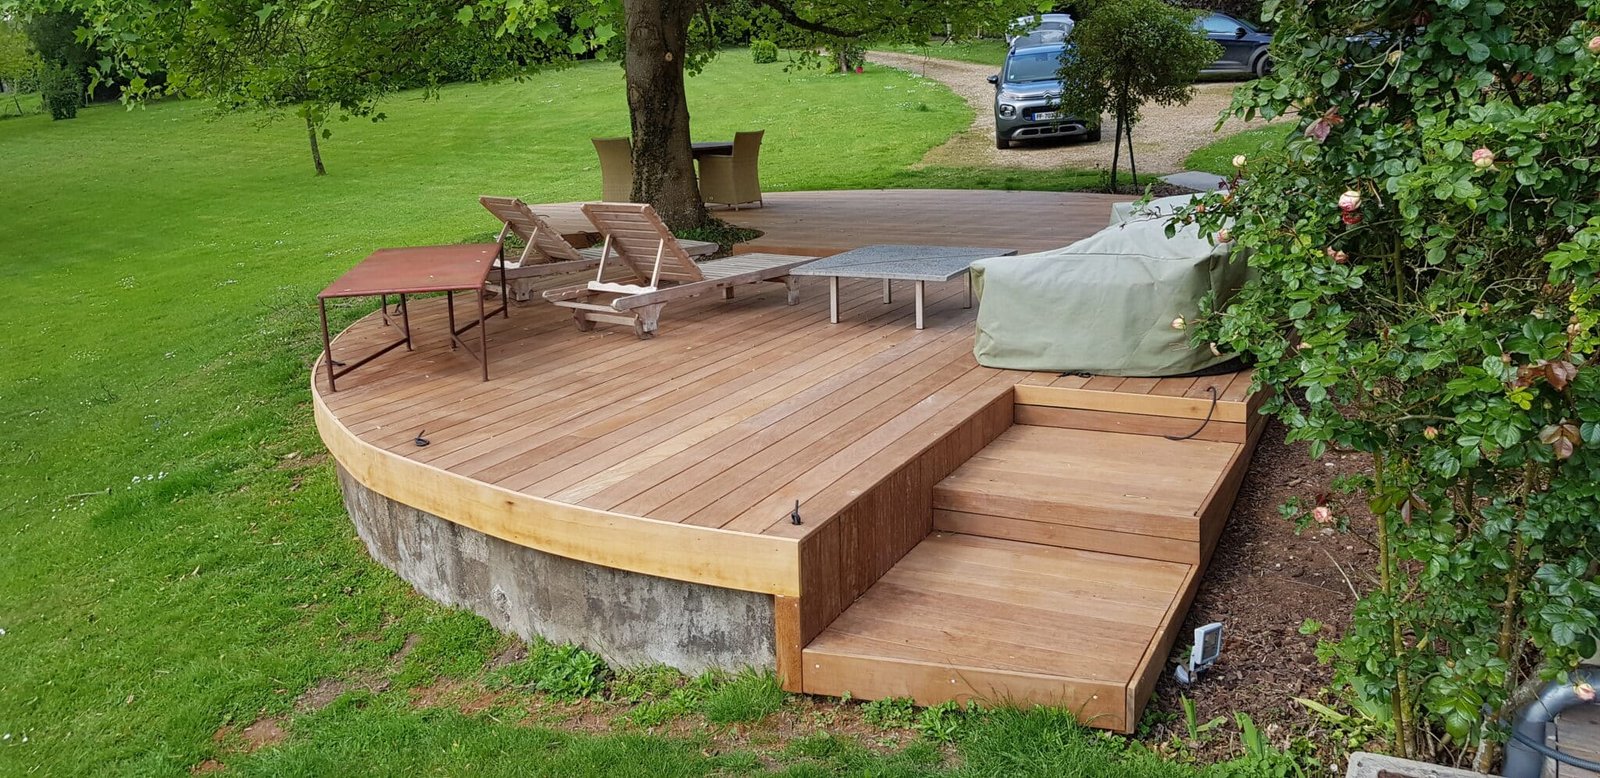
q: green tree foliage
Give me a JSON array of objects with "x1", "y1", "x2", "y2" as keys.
[
  {"x1": 1056, "y1": 0, "x2": 1219, "y2": 190},
  {"x1": 21, "y1": 10, "x2": 96, "y2": 120},
  {"x1": 68, "y1": 0, "x2": 605, "y2": 174},
  {"x1": 1181, "y1": 0, "x2": 1600, "y2": 767},
  {"x1": 0, "y1": 21, "x2": 40, "y2": 115}
]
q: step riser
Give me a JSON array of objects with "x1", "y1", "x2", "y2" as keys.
[
  {"x1": 1015, "y1": 403, "x2": 1248, "y2": 443},
  {"x1": 802, "y1": 650, "x2": 1130, "y2": 733},
  {"x1": 933, "y1": 509, "x2": 1197, "y2": 564}
]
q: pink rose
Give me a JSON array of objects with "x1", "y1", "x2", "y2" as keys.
[
  {"x1": 1313, "y1": 506, "x2": 1334, "y2": 525},
  {"x1": 1338, "y1": 190, "x2": 1362, "y2": 212},
  {"x1": 1171, "y1": 317, "x2": 1187, "y2": 331},
  {"x1": 1472, "y1": 148, "x2": 1495, "y2": 169},
  {"x1": 1577, "y1": 682, "x2": 1596, "y2": 702},
  {"x1": 1589, "y1": 36, "x2": 1600, "y2": 55},
  {"x1": 1342, "y1": 212, "x2": 1363, "y2": 225},
  {"x1": 1216, "y1": 228, "x2": 1233, "y2": 243}
]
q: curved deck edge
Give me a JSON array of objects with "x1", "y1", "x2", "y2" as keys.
[{"x1": 313, "y1": 386, "x2": 802, "y2": 597}]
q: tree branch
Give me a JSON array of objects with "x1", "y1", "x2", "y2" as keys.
[{"x1": 748, "y1": 0, "x2": 867, "y2": 38}]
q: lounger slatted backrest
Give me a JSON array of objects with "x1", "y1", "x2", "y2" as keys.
[
  {"x1": 478, "y1": 196, "x2": 586, "y2": 265},
  {"x1": 580, "y1": 202, "x2": 705, "y2": 286}
]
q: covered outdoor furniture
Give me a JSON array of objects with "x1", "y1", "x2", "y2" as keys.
[
  {"x1": 317, "y1": 244, "x2": 507, "y2": 391},
  {"x1": 592, "y1": 137, "x2": 634, "y2": 202},
  {"x1": 543, "y1": 202, "x2": 808, "y2": 338},
  {"x1": 698, "y1": 130, "x2": 765, "y2": 210},
  {"x1": 970, "y1": 196, "x2": 1247, "y2": 376},
  {"x1": 478, "y1": 196, "x2": 716, "y2": 301}
]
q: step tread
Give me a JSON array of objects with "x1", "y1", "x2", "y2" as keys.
[
  {"x1": 803, "y1": 533, "x2": 1191, "y2": 686},
  {"x1": 933, "y1": 426, "x2": 1237, "y2": 525}
]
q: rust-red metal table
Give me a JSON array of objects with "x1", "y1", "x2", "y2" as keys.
[{"x1": 317, "y1": 244, "x2": 507, "y2": 391}]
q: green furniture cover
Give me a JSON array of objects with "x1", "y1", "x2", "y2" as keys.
[{"x1": 971, "y1": 195, "x2": 1247, "y2": 376}]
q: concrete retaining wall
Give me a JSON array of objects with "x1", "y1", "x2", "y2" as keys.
[{"x1": 337, "y1": 466, "x2": 776, "y2": 674}]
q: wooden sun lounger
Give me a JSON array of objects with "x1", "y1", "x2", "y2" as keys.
[
  {"x1": 543, "y1": 202, "x2": 809, "y2": 339},
  {"x1": 478, "y1": 196, "x2": 716, "y2": 301}
]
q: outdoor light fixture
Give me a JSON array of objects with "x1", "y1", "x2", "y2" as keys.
[{"x1": 1173, "y1": 622, "x2": 1224, "y2": 685}]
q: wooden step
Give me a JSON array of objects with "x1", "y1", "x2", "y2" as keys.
[
  {"x1": 932, "y1": 425, "x2": 1239, "y2": 564},
  {"x1": 800, "y1": 532, "x2": 1197, "y2": 734}
]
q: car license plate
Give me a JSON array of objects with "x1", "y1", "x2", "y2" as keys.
[{"x1": 1034, "y1": 111, "x2": 1058, "y2": 120}]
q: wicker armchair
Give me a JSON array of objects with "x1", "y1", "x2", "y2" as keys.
[
  {"x1": 592, "y1": 137, "x2": 634, "y2": 202},
  {"x1": 698, "y1": 130, "x2": 764, "y2": 210}
]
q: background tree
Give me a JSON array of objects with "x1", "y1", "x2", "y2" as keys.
[
  {"x1": 541, "y1": 0, "x2": 1046, "y2": 228},
  {"x1": 22, "y1": 9, "x2": 95, "y2": 119},
  {"x1": 1056, "y1": 0, "x2": 1217, "y2": 191},
  {"x1": 0, "y1": 20, "x2": 39, "y2": 116},
  {"x1": 65, "y1": 0, "x2": 600, "y2": 174},
  {"x1": 1182, "y1": 0, "x2": 1600, "y2": 768}
]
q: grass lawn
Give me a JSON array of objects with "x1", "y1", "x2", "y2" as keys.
[
  {"x1": 1184, "y1": 124, "x2": 1294, "y2": 175},
  {"x1": 0, "y1": 50, "x2": 1281, "y2": 776},
  {"x1": 878, "y1": 39, "x2": 1009, "y2": 67},
  {"x1": 0, "y1": 90, "x2": 41, "y2": 118}
]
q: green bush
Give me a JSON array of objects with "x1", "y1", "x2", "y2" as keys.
[
  {"x1": 750, "y1": 39, "x2": 778, "y2": 64},
  {"x1": 37, "y1": 63, "x2": 80, "y2": 120},
  {"x1": 1185, "y1": 0, "x2": 1600, "y2": 766}
]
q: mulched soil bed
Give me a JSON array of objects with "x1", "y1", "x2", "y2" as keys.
[{"x1": 1147, "y1": 418, "x2": 1378, "y2": 763}]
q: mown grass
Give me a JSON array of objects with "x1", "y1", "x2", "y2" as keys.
[
  {"x1": 0, "y1": 47, "x2": 1283, "y2": 776},
  {"x1": 1184, "y1": 124, "x2": 1295, "y2": 175},
  {"x1": 0, "y1": 90, "x2": 40, "y2": 118}
]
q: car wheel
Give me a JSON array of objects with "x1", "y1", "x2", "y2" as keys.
[
  {"x1": 995, "y1": 133, "x2": 1010, "y2": 150},
  {"x1": 1253, "y1": 54, "x2": 1273, "y2": 79},
  {"x1": 1084, "y1": 127, "x2": 1102, "y2": 143}
]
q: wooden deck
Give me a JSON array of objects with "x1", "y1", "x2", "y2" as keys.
[{"x1": 313, "y1": 189, "x2": 1263, "y2": 732}]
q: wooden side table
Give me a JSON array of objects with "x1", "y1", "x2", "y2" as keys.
[{"x1": 317, "y1": 244, "x2": 507, "y2": 391}]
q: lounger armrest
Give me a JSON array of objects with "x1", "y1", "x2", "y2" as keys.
[
  {"x1": 588, "y1": 281, "x2": 657, "y2": 295},
  {"x1": 542, "y1": 284, "x2": 594, "y2": 302}
]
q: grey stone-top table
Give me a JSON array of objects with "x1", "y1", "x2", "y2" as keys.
[{"x1": 789, "y1": 244, "x2": 1016, "y2": 329}]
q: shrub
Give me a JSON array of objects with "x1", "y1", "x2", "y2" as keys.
[
  {"x1": 1058, "y1": 0, "x2": 1219, "y2": 189},
  {"x1": 1184, "y1": 0, "x2": 1600, "y2": 767},
  {"x1": 750, "y1": 39, "x2": 778, "y2": 64},
  {"x1": 38, "y1": 63, "x2": 81, "y2": 120}
]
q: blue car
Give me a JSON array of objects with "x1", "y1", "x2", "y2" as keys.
[{"x1": 1197, "y1": 12, "x2": 1273, "y2": 78}]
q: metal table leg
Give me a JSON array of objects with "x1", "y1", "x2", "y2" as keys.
[
  {"x1": 965, "y1": 271, "x2": 974, "y2": 309},
  {"x1": 829, "y1": 277, "x2": 840, "y2": 323},
  {"x1": 915, "y1": 281, "x2": 926, "y2": 330},
  {"x1": 883, "y1": 278, "x2": 892, "y2": 304}
]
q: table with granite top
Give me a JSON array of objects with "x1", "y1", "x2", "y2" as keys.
[{"x1": 788, "y1": 244, "x2": 1016, "y2": 329}]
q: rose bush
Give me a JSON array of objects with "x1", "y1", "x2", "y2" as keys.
[{"x1": 1178, "y1": 0, "x2": 1600, "y2": 768}]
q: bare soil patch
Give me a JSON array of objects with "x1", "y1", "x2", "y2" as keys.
[
  {"x1": 1147, "y1": 419, "x2": 1376, "y2": 762},
  {"x1": 866, "y1": 50, "x2": 1278, "y2": 175}
]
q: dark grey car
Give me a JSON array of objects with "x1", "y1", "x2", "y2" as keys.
[
  {"x1": 1197, "y1": 12, "x2": 1273, "y2": 78},
  {"x1": 987, "y1": 38, "x2": 1099, "y2": 150}
]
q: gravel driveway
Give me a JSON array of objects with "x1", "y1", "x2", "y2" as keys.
[{"x1": 867, "y1": 50, "x2": 1277, "y2": 175}]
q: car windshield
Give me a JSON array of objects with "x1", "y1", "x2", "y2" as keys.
[{"x1": 1004, "y1": 48, "x2": 1064, "y2": 83}]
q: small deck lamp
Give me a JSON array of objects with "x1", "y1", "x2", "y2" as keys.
[{"x1": 1174, "y1": 622, "x2": 1224, "y2": 685}]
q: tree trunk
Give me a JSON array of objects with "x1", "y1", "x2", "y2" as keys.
[
  {"x1": 622, "y1": 0, "x2": 709, "y2": 230},
  {"x1": 1108, "y1": 113, "x2": 1123, "y2": 192},
  {"x1": 305, "y1": 114, "x2": 327, "y2": 176},
  {"x1": 1126, "y1": 120, "x2": 1138, "y2": 187}
]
